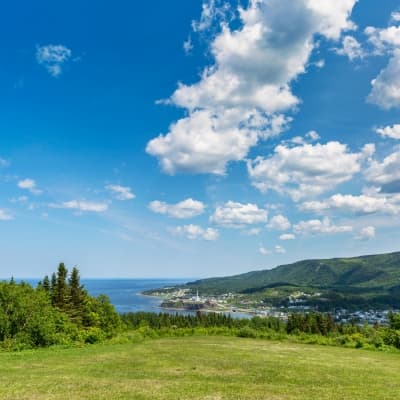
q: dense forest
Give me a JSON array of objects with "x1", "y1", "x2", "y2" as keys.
[{"x1": 0, "y1": 263, "x2": 121, "y2": 349}]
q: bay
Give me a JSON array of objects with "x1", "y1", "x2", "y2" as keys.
[{"x1": 81, "y1": 278, "x2": 189, "y2": 314}]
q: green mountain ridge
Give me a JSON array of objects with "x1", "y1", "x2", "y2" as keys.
[{"x1": 181, "y1": 251, "x2": 400, "y2": 309}]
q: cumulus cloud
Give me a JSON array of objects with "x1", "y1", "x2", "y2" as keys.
[
  {"x1": 147, "y1": 109, "x2": 289, "y2": 175},
  {"x1": 364, "y1": 18, "x2": 400, "y2": 109},
  {"x1": 391, "y1": 12, "x2": 400, "y2": 23},
  {"x1": 248, "y1": 141, "x2": 373, "y2": 200},
  {"x1": 293, "y1": 217, "x2": 352, "y2": 235},
  {"x1": 0, "y1": 209, "x2": 13, "y2": 221},
  {"x1": 210, "y1": 201, "x2": 268, "y2": 227},
  {"x1": 260, "y1": 244, "x2": 286, "y2": 254},
  {"x1": 50, "y1": 200, "x2": 108, "y2": 213},
  {"x1": 147, "y1": 0, "x2": 357, "y2": 175},
  {"x1": 306, "y1": 130, "x2": 320, "y2": 141},
  {"x1": 149, "y1": 198, "x2": 205, "y2": 219},
  {"x1": 335, "y1": 35, "x2": 365, "y2": 60},
  {"x1": 36, "y1": 44, "x2": 72, "y2": 77},
  {"x1": 367, "y1": 50, "x2": 400, "y2": 109},
  {"x1": 242, "y1": 227, "x2": 261, "y2": 236},
  {"x1": 106, "y1": 184, "x2": 135, "y2": 200},
  {"x1": 259, "y1": 245, "x2": 271, "y2": 255},
  {"x1": 301, "y1": 193, "x2": 400, "y2": 214},
  {"x1": 17, "y1": 178, "x2": 42, "y2": 195},
  {"x1": 355, "y1": 226, "x2": 376, "y2": 241},
  {"x1": 365, "y1": 148, "x2": 400, "y2": 192},
  {"x1": 267, "y1": 214, "x2": 291, "y2": 230},
  {"x1": 169, "y1": 224, "x2": 219, "y2": 240},
  {"x1": 365, "y1": 25, "x2": 400, "y2": 55},
  {"x1": 376, "y1": 124, "x2": 400, "y2": 140},
  {"x1": 275, "y1": 245, "x2": 286, "y2": 254},
  {"x1": 280, "y1": 233, "x2": 296, "y2": 240}
]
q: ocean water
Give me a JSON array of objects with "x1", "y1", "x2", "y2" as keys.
[{"x1": 81, "y1": 279, "x2": 189, "y2": 314}]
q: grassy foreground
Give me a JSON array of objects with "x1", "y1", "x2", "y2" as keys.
[{"x1": 0, "y1": 337, "x2": 399, "y2": 400}]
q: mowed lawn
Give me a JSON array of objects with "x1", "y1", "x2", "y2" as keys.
[{"x1": 0, "y1": 337, "x2": 399, "y2": 400}]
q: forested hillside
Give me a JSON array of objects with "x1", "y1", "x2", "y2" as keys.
[{"x1": 170, "y1": 252, "x2": 400, "y2": 309}]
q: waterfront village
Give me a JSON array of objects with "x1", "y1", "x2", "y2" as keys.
[{"x1": 151, "y1": 287, "x2": 396, "y2": 326}]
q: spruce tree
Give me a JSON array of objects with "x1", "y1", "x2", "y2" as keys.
[
  {"x1": 50, "y1": 272, "x2": 57, "y2": 305},
  {"x1": 55, "y1": 263, "x2": 69, "y2": 311},
  {"x1": 68, "y1": 267, "x2": 86, "y2": 324},
  {"x1": 42, "y1": 275, "x2": 50, "y2": 293}
]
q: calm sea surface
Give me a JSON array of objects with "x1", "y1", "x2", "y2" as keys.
[{"x1": 81, "y1": 279, "x2": 189, "y2": 313}]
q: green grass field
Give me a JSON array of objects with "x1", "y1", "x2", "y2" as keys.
[{"x1": 0, "y1": 337, "x2": 399, "y2": 399}]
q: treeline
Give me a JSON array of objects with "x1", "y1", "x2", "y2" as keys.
[
  {"x1": 0, "y1": 263, "x2": 121, "y2": 350},
  {"x1": 121, "y1": 311, "x2": 400, "y2": 351},
  {"x1": 122, "y1": 311, "x2": 285, "y2": 331}
]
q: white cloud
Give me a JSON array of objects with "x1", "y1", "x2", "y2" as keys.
[
  {"x1": 248, "y1": 141, "x2": 372, "y2": 200},
  {"x1": 17, "y1": 178, "x2": 42, "y2": 195},
  {"x1": 365, "y1": 148, "x2": 400, "y2": 192},
  {"x1": 364, "y1": 20, "x2": 400, "y2": 109},
  {"x1": 290, "y1": 136, "x2": 307, "y2": 145},
  {"x1": 367, "y1": 50, "x2": 400, "y2": 109},
  {"x1": 169, "y1": 224, "x2": 219, "y2": 241},
  {"x1": 259, "y1": 245, "x2": 271, "y2": 255},
  {"x1": 210, "y1": 201, "x2": 268, "y2": 227},
  {"x1": 267, "y1": 214, "x2": 291, "y2": 230},
  {"x1": 355, "y1": 226, "x2": 376, "y2": 241},
  {"x1": 280, "y1": 233, "x2": 296, "y2": 240},
  {"x1": 242, "y1": 227, "x2": 261, "y2": 236},
  {"x1": 376, "y1": 124, "x2": 400, "y2": 140},
  {"x1": 147, "y1": 109, "x2": 289, "y2": 175},
  {"x1": 335, "y1": 35, "x2": 365, "y2": 60},
  {"x1": 275, "y1": 245, "x2": 286, "y2": 254},
  {"x1": 51, "y1": 200, "x2": 108, "y2": 213},
  {"x1": 314, "y1": 59, "x2": 325, "y2": 68},
  {"x1": 301, "y1": 193, "x2": 400, "y2": 214},
  {"x1": 306, "y1": 130, "x2": 320, "y2": 141},
  {"x1": 183, "y1": 37, "x2": 193, "y2": 54},
  {"x1": 192, "y1": 0, "x2": 226, "y2": 32},
  {"x1": 106, "y1": 184, "x2": 135, "y2": 201},
  {"x1": 0, "y1": 209, "x2": 13, "y2": 221},
  {"x1": 365, "y1": 25, "x2": 400, "y2": 55},
  {"x1": 148, "y1": 198, "x2": 205, "y2": 219},
  {"x1": 36, "y1": 44, "x2": 72, "y2": 77},
  {"x1": 391, "y1": 12, "x2": 400, "y2": 23},
  {"x1": 147, "y1": 0, "x2": 356, "y2": 175},
  {"x1": 293, "y1": 217, "x2": 353, "y2": 235},
  {"x1": 10, "y1": 196, "x2": 28, "y2": 203}
]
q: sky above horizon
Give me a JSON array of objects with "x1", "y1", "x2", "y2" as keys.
[{"x1": 1, "y1": 0, "x2": 400, "y2": 279}]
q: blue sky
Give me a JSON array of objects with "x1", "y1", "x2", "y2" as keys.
[{"x1": 1, "y1": 0, "x2": 400, "y2": 278}]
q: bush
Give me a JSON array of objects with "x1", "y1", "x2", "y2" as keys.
[{"x1": 237, "y1": 326, "x2": 258, "y2": 338}]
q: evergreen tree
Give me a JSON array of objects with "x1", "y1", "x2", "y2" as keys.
[
  {"x1": 50, "y1": 272, "x2": 57, "y2": 305},
  {"x1": 68, "y1": 267, "x2": 86, "y2": 324},
  {"x1": 55, "y1": 263, "x2": 69, "y2": 311},
  {"x1": 42, "y1": 275, "x2": 50, "y2": 293}
]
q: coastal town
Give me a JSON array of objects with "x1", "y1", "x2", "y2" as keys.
[{"x1": 150, "y1": 287, "x2": 396, "y2": 326}]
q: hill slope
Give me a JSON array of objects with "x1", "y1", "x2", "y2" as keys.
[
  {"x1": 181, "y1": 251, "x2": 400, "y2": 309},
  {"x1": 187, "y1": 251, "x2": 400, "y2": 291}
]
